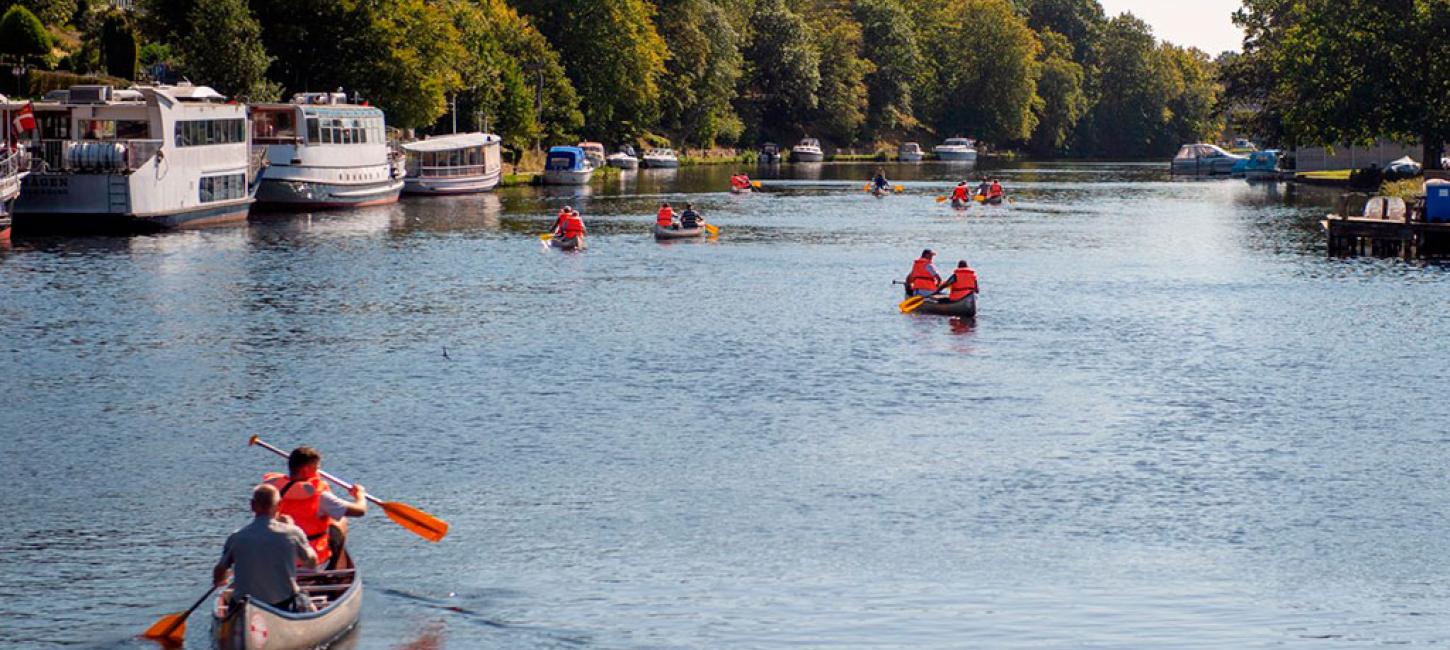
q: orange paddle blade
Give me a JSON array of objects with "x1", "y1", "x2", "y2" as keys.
[
  {"x1": 381, "y1": 501, "x2": 449, "y2": 542},
  {"x1": 538, "y1": 233, "x2": 554, "y2": 241},
  {"x1": 142, "y1": 612, "x2": 187, "y2": 643},
  {"x1": 704, "y1": 223, "x2": 720, "y2": 236},
  {"x1": 899, "y1": 295, "x2": 927, "y2": 314},
  {"x1": 935, "y1": 196, "x2": 947, "y2": 203}
]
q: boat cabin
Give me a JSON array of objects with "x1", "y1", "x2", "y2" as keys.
[
  {"x1": 577, "y1": 141, "x2": 606, "y2": 167},
  {"x1": 899, "y1": 142, "x2": 922, "y2": 154},
  {"x1": 546, "y1": 146, "x2": 590, "y2": 172},
  {"x1": 251, "y1": 92, "x2": 386, "y2": 149},
  {"x1": 404, "y1": 133, "x2": 500, "y2": 180}
]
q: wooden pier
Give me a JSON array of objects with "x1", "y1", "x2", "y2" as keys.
[{"x1": 1322, "y1": 194, "x2": 1450, "y2": 260}]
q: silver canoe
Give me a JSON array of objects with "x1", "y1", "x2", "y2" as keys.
[{"x1": 213, "y1": 562, "x2": 361, "y2": 650}]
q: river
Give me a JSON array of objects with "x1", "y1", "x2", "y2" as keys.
[{"x1": 2, "y1": 162, "x2": 1449, "y2": 648}]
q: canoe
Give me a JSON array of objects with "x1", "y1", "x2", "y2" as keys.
[
  {"x1": 654, "y1": 225, "x2": 706, "y2": 240},
  {"x1": 872, "y1": 187, "x2": 892, "y2": 197},
  {"x1": 950, "y1": 199, "x2": 969, "y2": 209},
  {"x1": 730, "y1": 186, "x2": 752, "y2": 194},
  {"x1": 213, "y1": 554, "x2": 361, "y2": 650},
  {"x1": 983, "y1": 196, "x2": 1004, "y2": 206},
  {"x1": 551, "y1": 236, "x2": 586, "y2": 251},
  {"x1": 914, "y1": 294, "x2": 977, "y2": 318}
]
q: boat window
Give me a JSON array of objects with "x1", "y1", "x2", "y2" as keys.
[
  {"x1": 39, "y1": 113, "x2": 70, "y2": 139},
  {"x1": 174, "y1": 118, "x2": 245, "y2": 147},
  {"x1": 199, "y1": 173, "x2": 246, "y2": 203},
  {"x1": 253, "y1": 110, "x2": 297, "y2": 140},
  {"x1": 83, "y1": 120, "x2": 150, "y2": 140},
  {"x1": 306, "y1": 118, "x2": 320, "y2": 143}
]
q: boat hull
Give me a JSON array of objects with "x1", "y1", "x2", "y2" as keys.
[
  {"x1": 950, "y1": 199, "x2": 969, "y2": 209},
  {"x1": 13, "y1": 199, "x2": 252, "y2": 233},
  {"x1": 899, "y1": 153, "x2": 923, "y2": 162},
  {"x1": 607, "y1": 156, "x2": 638, "y2": 169},
  {"x1": 256, "y1": 178, "x2": 403, "y2": 209},
  {"x1": 1171, "y1": 159, "x2": 1239, "y2": 175},
  {"x1": 551, "y1": 235, "x2": 586, "y2": 250},
  {"x1": 653, "y1": 225, "x2": 706, "y2": 240},
  {"x1": 213, "y1": 567, "x2": 362, "y2": 650},
  {"x1": 791, "y1": 150, "x2": 824, "y2": 163},
  {"x1": 543, "y1": 169, "x2": 594, "y2": 186},
  {"x1": 402, "y1": 171, "x2": 501, "y2": 195},
  {"x1": 914, "y1": 294, "x2": 977, "y2": 318},
  {"x1": 641, "y1": 158, "x2": 679, "y2": 169},
  {"x1": 935, "y1": 149, "x2": 978, "y2": 162}
]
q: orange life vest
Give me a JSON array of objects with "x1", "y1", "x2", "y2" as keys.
[
  {"x1": 988, "y1": 182, "x2": 1003, "y2": 199},
  {"x1": 656, "y1": 207, "x2": 674, "y2": 227},
  {"x1": 263, "y1": 472, "x2": 334, "y2": 564},
  {"x1": 948, "y1": 268, "x2": 978, "y2": 301},
  {"x1": 908, "y1": 257, "x2": 939, "y2": 292},
  {"x1": 561, "y1": 213, "x2": 586, "y2": 238},
  {"x1": 731, "y1": 176, "x2": 749, "y2": 189},
  {"x1": 951, "y1": 186, "x2": 969, "y2": 201}
]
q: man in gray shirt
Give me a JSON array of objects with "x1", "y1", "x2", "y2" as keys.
[{"x1": 214, "y1": 484, "x2": 319, "y2": 611}]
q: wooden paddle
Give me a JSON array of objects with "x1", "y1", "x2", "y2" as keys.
[
  {"x1": 248, "y1": 436, "x2": 449, "y2": 543},
  {"x1": 142, "y1": 584, "x2": 218, "y2": 644}
]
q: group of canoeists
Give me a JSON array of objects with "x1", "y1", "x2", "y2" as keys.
[
  {"x1": 899, "y1": 248, "x2": 980, "y2": 318},
  {"x1": 864, "y1": 168, "x2": 1007, "y2": 206}
]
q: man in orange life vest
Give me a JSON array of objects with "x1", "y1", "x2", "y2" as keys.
[
  {"x1": 657, "y1": 202, "x2": 676, "y2": 228},
  {"x1": 936, "y1": 260, "x2": 979, "y2": 303},
  {"x1": 556, "y1": 208, "x2": 586, "y2": 240},
  {"x1": 262, "y1": 447, "x2": 367, "y2": 570},
  {"x1": 950, "y1": 182, "x2": 970, "y2": 204},
  {"x1": 905, "y1": 249, "x2": 941, "y2": 297}
]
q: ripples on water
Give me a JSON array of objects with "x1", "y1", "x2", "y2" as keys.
[{"x1": 2, "y1": 163, "x2": 1449, "y2": 648}]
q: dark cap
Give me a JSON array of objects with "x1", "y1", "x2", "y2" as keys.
[{"x1": 921, "y1": 249, "x2": 935, "y2": 258}]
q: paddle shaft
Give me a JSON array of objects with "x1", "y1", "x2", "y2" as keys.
[{"x1": 250, "y1": 438, "x2": 385, "y2": 508}]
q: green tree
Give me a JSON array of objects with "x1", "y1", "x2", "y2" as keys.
[
  {"x1": 806, "y1": 5, "x2": 872, "y2": 144},
  {"x1": 851, "y1": 0, "x2": 920, "y2": 132},
  {"x1": 0, "y1": 0, "x2": 75, "y2": 27},
  {"x1": 514, "y1": 0, "x2": 668, "y2": 141},
  {"x1": 1081, "y1": 13, "x2": 1171, "y2": 157},
  {"x1": 741, "y1": 0, "x2": 819, "y2": 137},
  {"x1": 1157, "y1": 43, "x2": 1221, "y2": 152},
  {"x1": 1029, "y1": 30, "x2": 1087, "y2": 155},
  {"x1": 478, "y1": 0, "x2": 582, "y2": 144},
  {"x1": 915, "y1": 0, "x2": 1041, "y2": 144},
  {"x1": 0, "y1": 5, "x2": 51, "y2": 61},
  {"x1": 98, "y1": 11, "x2": 137, "y2": 80},
  {"x1": 167, "y1": 0, "x2": 276, "y2": 99},
  {"x1": 1023, "y1": 0, "x2": 1105, "y2": 65},
  {"x1": 656, "y1": 0, "x2": 744, "y2": 147}
]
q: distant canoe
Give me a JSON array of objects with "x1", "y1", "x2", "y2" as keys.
[
  {"x1": 551, "y1": 235, "x2": 586, "y2": 251},
  {"x1": 213, "y1": 556, "x2": 361, "y2": 650},
  {"x1": 914, "y1": 294, "x2": 977, "y2": 318},
  {"x1": 654, "y1": 225, "x2": 706, "y2": 240}
]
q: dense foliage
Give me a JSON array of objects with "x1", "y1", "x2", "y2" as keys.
[{"x1": 13, "y1": 0, "x2": 1233, "y2": 158}]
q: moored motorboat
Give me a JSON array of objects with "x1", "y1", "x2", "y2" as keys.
[
  {"x1": 543, "y1": 146, "x2": 595, "y2": 185},
  {"x1": 1170, "y1": 143, "x2": 1245, "y2": 175},
  {"x1": 213, "y1": 555, "x2": 361, "y2": 650},
  {"x1": 934, "y1": 138, "x2": 978, "y2": 162},
  {"x1": 252, "y1": 91, "x2": 403, "y2": 209},
  {"x1": 759, "y1": 142, "x2": 781, "y2": 164},
  {"x1": 791, "y1": 138, "x2": 824, "y2": 163},
  {"x1": 0, "y1": 144, "x2": 25, "y2": 238},
  {"x1": 913, "y1": 294, "x2": 977, "y2": 318},
  {"x1": 577, "y1": 141, "x2": 607, "y2": 168},
  {"x1": 653, "y1": 224, "x2": 706, "y2": 240},
  {"x1": 641, "y1": 148, "x2": 680, "y2": 168},
  {"x1": 401, "y1": 132, "x2": 502, "y2": 195},
  {"x1": 607, "y1": 145, "x2": 639, "y2": 169},
  {"x1": 898, "y1": 142, "x2": 924, "y2": 162}
]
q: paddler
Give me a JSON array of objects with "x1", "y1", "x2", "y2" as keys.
[
  {"x1": 936, "y1": 260, "x2": 979, "y2": 302},
  {"x1": 730, "y1": 173, "x2": 752, "y2": 191},
  {"x1": 950, "y1": 181, "x2": 970, "y2": 204},
  {"x1": 262, "y1": 447, "x2": 367, "y2": 571},
  {"x1": 549, "y1": 206, "x2": 572, "y2": 236},
  {"x1": 679, "y1": 203, "x2": 705, "y2": 230},
  {"x1": 871, "y1": 169, "x2": 891, "y2": 193},
  {"x1": 904, "y1": 249, "x2": 941, "y2": 297},
  {"x1": 987, "y1": 179, "x2": 1005, "y2": 203},
  {"x1": 557, "y1": 207, "x2": 587, "y2": 241},
  {"x1": 974, "y1": 179, "x2": 991, "y2": 199},
  {"x1": 657, "y1": 202, "x2": 676, "y2": 229},
  {"x1": 213, "y1": 484, "x2": 318, "y2": 613}
]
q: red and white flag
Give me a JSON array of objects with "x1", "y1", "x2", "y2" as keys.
[{"x1": 12, "y1": 102, "x2": 36, "y2": 134}]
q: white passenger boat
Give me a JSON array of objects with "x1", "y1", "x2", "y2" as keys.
[
  {"x1": 0, "y1": 148, "x2": 23, "y2": 238},
  {"x1": 251, "y1": 92, "x2": 403, "y2": 209},
  {"x1": 791, "y1": 138, "x2": 824, "y2": 162},
  {"x1": 642, "y1": 148, "x2": 680, "y2": 168},
  {"x1": 8, "y1": 84, "x2": 260, "y2": 231},
  {"x1": 213, "y1": 555, "x2": 361, "y2": 650},
  {"x1": 543, "y1": 146, "x2": 595, "y2": 185},
  {"x1": 934, "y1": 137, "x2": 978, "y2": 162},
  {"x1": 401, "y1": 132, "x2": 501, "y2": 195},
  {"x1": 898, "y1": 142, "x2": 924, "y2": 162},
  {"x1": 607, "y1": 145, "x2": 639, "y2": 169}
]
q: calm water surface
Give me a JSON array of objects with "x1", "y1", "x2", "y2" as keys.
[{"x1": 3, "y1": 162, "x2": 1450, "y2": 648}]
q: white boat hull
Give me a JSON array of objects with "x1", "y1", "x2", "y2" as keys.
[
  {"x1": 543, "y1": 168, "x2": 594, "y2": 185},
  {"x1": 402, "y1": 170, "x2": 501, "y2": 195},
  {"x1": 935, "y1": 149, "x2": 978, "y2": 162},
  {"x1": 256, "y1": 177, "x2": 403, "y2": 208},
  {"x1": 607, "y1": 155, "x2": 638, "y2": 169},
  {"x1": 642, "y1": 158, "x2": 679, "y2": 169},
  {"x1": 899, "y1": 153, "x2": 923, "y2": 162},
  {"x1": 791, "y1": 149, "x2": 824, "y2": 163}
]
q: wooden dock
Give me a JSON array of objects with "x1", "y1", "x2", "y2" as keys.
[{"x1": 1322, "y1": 195, "x2": 1450, "y2": 260}]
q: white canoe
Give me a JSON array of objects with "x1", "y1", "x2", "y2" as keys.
[{"x1": 213, "y1": 561, "x2": 361, "y2": 650}]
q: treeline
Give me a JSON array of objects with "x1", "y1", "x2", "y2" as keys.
[
  {"x1": 2, "y1": 0, "x2": 1227, "y2": 158},
  {"x1": 1224, "y1": 0, "x2": 1450, "y2": 169}
]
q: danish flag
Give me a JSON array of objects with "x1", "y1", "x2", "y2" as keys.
[{"x1": 12, "y1": 102, "x2": 35, "y2": 134}]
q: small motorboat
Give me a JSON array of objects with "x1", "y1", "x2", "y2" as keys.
[
  {"x1": 1171, "y1": 143, "x2": 1246, "y2": 175},
  {"x1": 759, "y1": 143, "x2": 781, "y2": 164},
  {"x1": 213, "y1": 553, "x2": 361, "y2": 650},
  {"x1": 1384, "y1": 155, "x2": 1423, "y2": 181},
  {"x1": 913, "y1": 294, "x2": 977, "y2": 318},
  {"x1": 898, "y1": 142, "x2": 924, "y2": 162},
  {"x1": 1242, "y1": 149, "x2": 1283, "y2": 181},
  {"x1": 550, "y1": 235, "x2": 586, "y2": 251},
  {"x1": 607, "y1": 145, "x2": 639, "y2": 169},
  {"x1": 543, "y1": 146, "x2": 595, "y2": 186},
  {"x1": 642, "y1": 148, "x2": 680, "y2": 168},
  {"x1": 791, "y1": 138, "x2": 824, "y2": 163},
  {"x1": 577, "y1": 141, "x2": 607, "y2": 168},
  {"x1": 934, "y1": 138, "x2": 978, "y2": 162},
  {"x1": 653, "y1": 225, "x2": 707, "y2": 240},
  {"x1": 401, "y1": 132, "x2": 503, "y2": 195}
]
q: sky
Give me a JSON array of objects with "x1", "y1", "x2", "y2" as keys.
[{"x1": 1097, "y1": 0, "x2": 1245, "y2": 54}]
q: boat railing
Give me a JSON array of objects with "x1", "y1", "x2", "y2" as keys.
[
  {"x1": 30, "y1": 139, "x2": 164, "y2": 173},
  {"x1": 0, "y1": 146, "x2": 26, "y2": 179},
  {"x1": 414, "y1": 164, "x2": 489, "y2": 179}
]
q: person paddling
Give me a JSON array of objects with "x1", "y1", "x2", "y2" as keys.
[
  {"x1": 987, "y1": 179, "x2": 1005, "y2": 203},
  {"x1": 261, "y1": 447, "x2": 367, "y2": 571},
  {"x1": 730, "y1": 173, "x2": 752, "y2": 191},
  {"x1": 679, "y1": 203, "x2": 705, "y2": 230},
  {"x1": 555, "y1": 208, "x2": 586, "y2": 242},
  {"x1": 872, "y1": 168, "x2": 891, "y2": 193},
  {"x1": 213, "y1": 484, "x2": 319, "y2": 613},
  {"x1": 950, "y1": 181, "x2": 970, "y2": 205},
  {"x1": 905, "y1": 249, "x2": 941, "y2": 297},
  {"x1": 975, "y1": 179, "x2": 991, "y2": 199},
  {"x1": 935, "y1": 260, "x2": 978, "y2": 303},
  {"x1": 656, "y1": 202, "x2": 676, "y2": 229},
  {"x1": 550, "y1": 206, "x2": 572, "y2": 236}
]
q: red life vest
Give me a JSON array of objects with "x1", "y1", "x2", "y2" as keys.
[
  {"x1": 263, "y1": 472, "x2": 335, "y2": 564},
  {"x1": 948, "y1": 268, "x2": 978, "y2": 301},
  {"x1": 908, "y1": 257, "x2": 939, "y2": 292},
  {"x1": 656, "y1": 207, "x2": 674, "y2": 227},
  {"x1": 561, "y1": 213, "x2": 586, "y2": 238},
  {"x1": 731, "y1": 176, "x2": 749, "y2": 189},
  {"x1": 951, "y1": 186, "x2": 969, "y2": 201},
  {"x1": 988, "y1": 182, "x2": 1003, "y2": 199}
]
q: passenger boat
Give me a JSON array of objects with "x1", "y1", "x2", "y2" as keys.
[
  {"x1": 543, "y1": 146, "x2": 595, "y2": 185},
  {"x1": 7, "y1": 84, "x2": 261, "y2": 232},
  {"x1": 251, "y1": 91, "x2": 403, "y2": 209},
  {"x1": 607, "y1": 145, "x2": 639, "y2": 169},
  {"x1": 641, "y1": 148, "x2": 680, "y2": 168},
  {"x1": 914, "y1": 294, "x2": 977, "y2": 318},
  {"x1": 898, "y1": 142, "x2": 924, "y2": 162},
  {"x1": 653, "y1": 224, "x2": 706, "y2": 240},
  {"x1": 401, "y1": 132, "x2": 501, "y2": 195},
  {"x1": 577, "y1": 141, "x2": 607, "y2": 168},
  {"x1": 212, "y1": 554, "x2": 361, "y2": 650},
  {"x1": 791, "y1": 138, "x2": 824, "y2": 163},
  {"x1": 0, "y1": 145, "x2": 25, "y2": 238},
  {"x1": 1170, "y1": 143, "x2": 1245, "y2": 175},
  {"x1": 759, "y1": 142, "x2": 781, "y2": 164},
  {"x1": 934, "y1": 138, "x2": 978, "y2": 162}
]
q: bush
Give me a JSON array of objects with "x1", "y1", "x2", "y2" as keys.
[
  {"x1": 26, "y1": 68, "x2": 124, "y2": 96},
  {"x1": 0, "y1": 5, "x2": 51, "y2": 58},
  {"x1": 0, "y1": 0, "x2": 75, "y2": 27}
]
